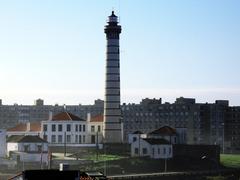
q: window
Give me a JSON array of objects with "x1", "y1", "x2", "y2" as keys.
[
  {"x1": 75, "y1": 135, "x2": 78, "y2": 143},
  {"x1": 163, "y1": 147, "x2": 166, "y2": 154},
  {"x1": 52, "y1": 124, "x2": 56, "y2": 132},
  {"x1": 83, "y1": 125, "x2": 86, "y2": 132},
  {"x1": 91, "y1": 125, "x2": 95, "y2": 132},
  {"x1": 143, "y1": 148, "x2": 147, "y2": 155},
  {"x1": 133, "y1": 137, "x2": 137, "y2": 142},
  {"x1": 51, "y1": 135, "x2": 56, "y2": 143},
  {"x1": 37, "y1": 145, "x2": 42, "y2": 152},
  {"x1": 134, "y1": 148, "x2": 139, "y2": 155},
  {"x1": 169, "y1": 147, "x2": 171, "y2": 154},
  {"x1": 66, "y1": 135, "x2": 71, "y2": 143},
  {"x1": 79, "y1": 125, "x2": 82, "y2": 132},
  {"x1": 43, "y1": 124, "x2": 47, "y2": 131},
  {"x1": 67, "y1": 124, "x2": 71, "y2": 132},
  {"x1": 91, "y1": 135, "x2": 96, "y2": 144},
  {"x1": 24, "y1": 145, "x2": 29, "y2": 152},
  {"x1": 79, "y1": 135, "x2": 82, "y2": 144},
  {"x1": 152, "y1": 148, "x2": 155, "y2": 155},
  {"x1": 158, "y1": 148, "x2": 160, "y2": 154},
  {"x1": 98, "y1": 125, "x2": 101, "y2": 132},
  {"x1": 83, "y1": 135, "x2": 85, "y2": 143},
  {"x1": 58, "y1": 124, "x2": 62, "y2": 132},
  {"x1": 58, "y1": 135, "x2": 62, "y2": 143},
  {"x1": 75, "y1": 125, "x2": 78, "y2": 132}
]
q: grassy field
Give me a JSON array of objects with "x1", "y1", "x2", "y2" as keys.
[{"x1": 220, "y1": 154, "x2": 240, "y2": 168}]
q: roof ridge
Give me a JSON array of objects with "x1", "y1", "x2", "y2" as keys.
[{"x1": 66, "y1": 112, "x2": 72, "y2": 120}]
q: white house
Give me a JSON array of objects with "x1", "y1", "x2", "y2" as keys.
[
  {"x1": 41, "y1": 112, "x2": 88, "y2": 146},
  {"x1": 0, "y1": 129, "x2": 7, "y2": 157},
  {"x1": 7, "y1": 112, "x2": 104, "y2": 148},
  {"x1": 130, "y1": 126, "x2": 185, "y2": 159},
  {"x1": 7, "y1": 135, "x2": 48, "y2": 165},
  {"x1": 128, "y1": 131, "x2": 147, "y2": 144},
  {"x1": 131, "y1": 138, "x2": 172, "y2": 159}
]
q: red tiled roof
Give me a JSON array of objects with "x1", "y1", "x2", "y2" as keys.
[
  {"x1": 149, "y1": 126, "x2": 176, "y2": 135},
  {"x1": 7, "y1": 122, "x2": 41, "y2": 132},
  {"x1": 52, "y1": 112, "x2": 85, "y2": 121},
  {"x1": 90, "y1": 114, "x2": 103, "y2": 122}
]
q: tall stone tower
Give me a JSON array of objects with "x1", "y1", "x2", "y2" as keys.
[{"x1": 103, "y1": 11, "x2": 123, "y2": 143}]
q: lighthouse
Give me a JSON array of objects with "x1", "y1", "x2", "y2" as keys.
[{"x1": 103, "y1": 11, "x2": 123, "y2": 143}]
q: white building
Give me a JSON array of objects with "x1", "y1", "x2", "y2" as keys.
[
  {"x1": 130, "y1": 126, "x2": 185, "y2": 159},
  {"x1": 131, "y1": 138, "x2": 172, "y2": 159},
  {"x1": 128, "y1": 131, "x2": 147, "y2": 144},
  {"x1": 7, "y1": 135, "x2": 48, "y2": 165},
  {"x1": 0, "y1": 129, "x2": 7, "y2": 157},
  {"x1": 7, "y1": 112, "x2": 104, "y2": 148},
  {"x1": 41, "y1": 112, "x2": 88, "y2": 146}
]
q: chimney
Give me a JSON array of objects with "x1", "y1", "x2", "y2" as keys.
[
  {"x1": 27, "y1": 122, "x2": 31, "y2": 132},
  {"x1": 87, "y1": 113, "x2": 91, "y2": 122},
  {"x1": 49, "y1": 111, "x2": 53, "y2": 121}
]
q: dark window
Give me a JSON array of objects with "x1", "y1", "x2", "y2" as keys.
[
  {"x1": 83, "y1": 125, "x2": 86, "y2": 132},
  {"x1": 58, "y1": 124, "x2": 62, "y2": 132},
  {"x1": 58, "y1": 135, "x2": 62, "y2": 143},
  {"x1": 75, "y1": 125, "x2": 78, "y2": 132},
  {"x1": 24, "y1": 145, "x2": 29, "y2": 152},
  {"x1": 91, "y1": 135, "x2": 96, "y2": 144},
  {"x1": 52, "y1": 124, "x2": 56, "y2": 132},
  {"x1": 51, "y1": 135, "x2": 56, "y2": 143},
  {"x1": 79, "y1": 125, "x2": 82, "y2": 132},
  {"x1": 134, "y1": 148, "x2": 139, "y2": 155},
  {"x1": 37, "y1": 145, "x2": 42, "y2": 152},
  {"x1": 143, "y1": 148, "x2": 147, "y2": 155},
  {"x1": 98, "y1": 125, "x2": 101, "y2": 132},
  {"x1": 133, "y1": 137, "x2": 137, "y2": 142},
  {"x1": 67, "y1": 124, "x2": 71, "y2": 132},
  {"x1": 43, "y1": 124, "x2": 47, "y2": 131},
  {"x1": 79, "y1": 135, "x2": 82, "y2": 144},
  {"x1": 91, "y1": 126, "x2": 95, "y2": 132},
  {"x1": 66, "y1": 135, "x2": 71, "y2": 143}
]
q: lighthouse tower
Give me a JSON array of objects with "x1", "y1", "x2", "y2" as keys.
[{"x1": 103, "y1": 11, "x2": 123, "y2": 143}]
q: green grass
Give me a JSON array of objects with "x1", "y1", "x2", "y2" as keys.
[
  {"x1": 86, "y1": 154, "x2": 126, "y2": 162},
  {"x1": 220, "y1": 154, "x2": 240, "y2": 168}
]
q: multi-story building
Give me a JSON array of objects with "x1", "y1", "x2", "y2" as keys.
[
  {"x1": 7, "y1": 112, "x2": 104, "y2": 147},
  {"x1": 1, "y1": 97, "x2": 240, "y2": 152}
]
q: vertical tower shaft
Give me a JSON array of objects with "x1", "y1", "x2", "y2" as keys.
[{"x1": 103, "y1": 11, "x2": 123, "y2": 143}]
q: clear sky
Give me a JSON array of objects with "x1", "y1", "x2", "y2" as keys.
[{"x1": 0, "y1": 0, "x2": 240, "y2": 106}]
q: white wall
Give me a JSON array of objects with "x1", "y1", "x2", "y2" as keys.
[
  {"x1": 20, "y1": 152, "x2": 48, "y2": 164},
  {"x1": 131, "y1": 138, "x2": 173, "y2": 159},
  {"x1": 0, "y1": 129, "x2": 7, "y2": 157},
  {"x1": 150, "y1": 145, "x2": 172, "y2": 159},
  {"x1": 41, "y1": 121, "x2": 88, "y2": 144}
]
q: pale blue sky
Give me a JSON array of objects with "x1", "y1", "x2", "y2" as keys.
[{"x1": 0, "y1": 0, "x2": 240, "y2": 105}]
